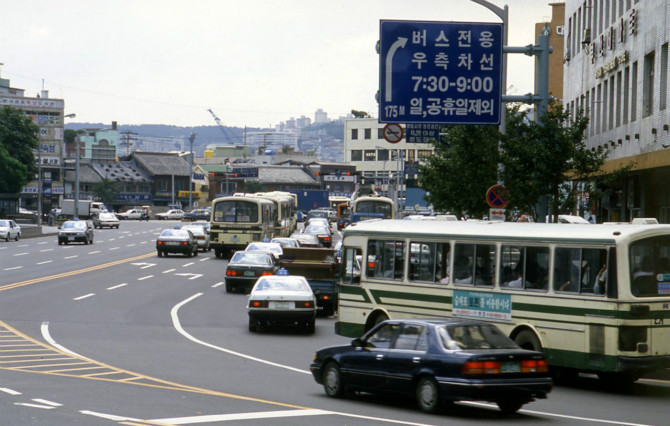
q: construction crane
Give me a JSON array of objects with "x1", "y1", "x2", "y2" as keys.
[{"x1": 207, "y1": 109, "x2": 234, "y2": 144}]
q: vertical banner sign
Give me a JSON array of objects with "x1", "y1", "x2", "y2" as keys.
[{"x1": 379, "y1": 20, "x2": 503, "y2": 125}]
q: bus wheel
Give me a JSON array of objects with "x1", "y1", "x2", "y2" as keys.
[
  {"x1": 215, "y1": 249, "x2": 223, "y2": 258},
  {"x1": 366, "y1": 312, "x2": 389, "y2": 332},
  {"x1": 514, "y1": 330, "x2": 542, "y2": 352}
]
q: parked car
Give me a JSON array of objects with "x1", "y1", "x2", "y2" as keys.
[
  {"x1": 155, "y1": 228, "x2": 198, "y2": 257},
  {"x1": 58, "y1": 220, "x2": 94, "y2": 245},
  {"x1": 247, "y1": 273, "x2": 317, "y2": 333},
  {"x1": 116, "y1": 208, "x2": 144, "y2": 220},
  {"x1": 310, "y1": 318, "x2": 552, "y2": 414},
  {"x1": 245, "y1": 241, "x2": 283, "y2": 259},
  {"x1": 182, "y1": 208, "x2": 211, "y2": 222},
  {"x1": 0, "y1": 219, "x2": 21, "y2": 241},
  {"x1": 270, "y1": 237, "x2": 300, "y2": 249},
  {"x1": 304, "y1": 225, "x2": 333, "y2": 247},
  {"x1": 156, "y1": 209, "x2": 185, "y2": 220},
  {"x1": 224, "y1": 250, "x2": 279, "y2": 293},
  {"x1": 289, "y1": 232, "x2": 320, "y2": 248},
  {"x1": 180, "y1": 224, "x2": 210, "y2": 252},
  {"x1": 92, "y1": 212, "x2": 120, "y2": 229}
]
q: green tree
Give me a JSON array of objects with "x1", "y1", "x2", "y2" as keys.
[
  {"x1": 419, "y1": 124, "x2": 499, "y2": 218},
  {"x1": 0, "y1": 106, "x2": 39, "y2": 194},
  {"x1": 244, "y1": 180, "x2": 264, "y2": 193},
  {"x1": 351, "y1": 109, "x2": 369, "y2": 118},
  {"x1": 93, "y1": 178, "x2": 121, "y2": 207}
]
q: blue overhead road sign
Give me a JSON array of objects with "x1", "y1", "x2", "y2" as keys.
[{"x1": 379, "y1": 20, "x2": 503, "y2": 125}]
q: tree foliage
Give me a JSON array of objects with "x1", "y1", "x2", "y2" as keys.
[
  {"x1": 351, "y1": 110, "x2": 369, "y2": 118},
  {"x1": 419, "y1": 102, "x2": 620, "y2": 221},
  {"x1": 93, "y1": 178, "x2": 121, "y2": 207},
  {"x1": 0, "y1": 106, "x2": 39, "y2": 194}
]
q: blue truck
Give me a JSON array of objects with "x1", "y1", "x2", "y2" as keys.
[
  {"x1": 279, "y1": 247, "x2": 338, "y2": 317},
  {"x1": 289, "y1": 190, "x2": 330, "y2": 212}
]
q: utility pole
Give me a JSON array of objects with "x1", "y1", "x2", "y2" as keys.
[{"x1": 188, "y1": 132, "x2": 196, "y2": 211}]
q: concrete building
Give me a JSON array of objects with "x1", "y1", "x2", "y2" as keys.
[
  {"x1": 0, "y1": 68, "x2": 67, "y2": 217},
  {"x1": 343, "y1": 118, "x2": 435, "y2": 210},
  {"x1": 314, "y1": 108, "x2": 328, "y2": 123},
  {"x1": 563, "y1": 0, "x2": 670, "y2": 222}
]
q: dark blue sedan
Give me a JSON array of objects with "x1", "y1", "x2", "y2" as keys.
[{"x1": 310, "y1": 318, "x2": 552, "y2": 414}]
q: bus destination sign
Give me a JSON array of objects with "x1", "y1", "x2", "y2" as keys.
[{"x1": 379, "y1": 20, "x2": 503, "y2": 125}]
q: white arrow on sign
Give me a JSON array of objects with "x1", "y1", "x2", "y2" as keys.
[
  {"x1": 175, "y1": 273, "x2": 203, "y2": 281},
  {"x1": 131, "y1": 262, "x2": 156, "y2": 269},
  {"x1": 385, "y1": 37, "x2": 408, "y2": 102}
]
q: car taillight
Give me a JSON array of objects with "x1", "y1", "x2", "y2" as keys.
[
  {"x1": 258, "y1": 271, "x2": 274, "y2": 276},
  {"x1": 462, "y1": 360, "x2": 501, "y2": 374},
  {"x1": 157, "y1": 241, "x2": 165, "y2": 246},
  {"x1": 521, "y1": 359, "x2": 548, "y2": 373},
  {"x1": 249, "y1": 300, "x2": 268, "y2": 308},
  {"x1": 323, "y1": 236, "x2": 332, "y2": 242},
  {"x1": 226, "y1": 270, "x2": 238, "y2": 276},
  {"x1": 180, "y1": 241, "x2": 188, "y2": 246},
  {"x1": 296, "y1": 301, "x2": 314, "y2": 308}
]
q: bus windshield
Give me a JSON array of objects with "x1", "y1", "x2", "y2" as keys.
[
  {"x1": 355, "y1": 200, "x2": 393, "y2": 219},
  {"x1": 630, "y1": 235, "x2": 670, "y2": 297},
  {"x1": 212, "y1": 200, "x2": 259, "y2": 223}
]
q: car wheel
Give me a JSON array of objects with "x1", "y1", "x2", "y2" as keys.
[
  {"x1": 157, "y1": 250, "x2": 162, "y2": 257},
  {"x1": 248, "y1": 319, "x2": 257, "y2": 332},
  {"x1": 193, "y1": 248, "x2": 198, "y2": 257},
  {"x1": 306, "y1": 318, "x2": 315, "y2": 334},
  {"x1": 15, "y1": 233, "x2": 20, "y2": 241},
  {"x1": 322, "y1": 362, "x2": 344, "y2": 398},
  {"x1": 497, "y1": 400, "x2": 524, "y2": 414},
  {"x1": 415, "y1": 376, "x2": 441, "y2": 414},
  {"x1": 4, "y1": 235, "x2": 9, "y2": 242},
  {"x1": 215, "y1": 249, "x2": 223, "y2": 258}
]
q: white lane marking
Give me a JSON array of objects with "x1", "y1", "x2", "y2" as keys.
[
  {"x1": 40, "y1": 249, "x2": 54, "y2": 253},
  {"x1": 171, "y1": 294, "x2": 309, "y2": 374},
  {"x1": 88, "y1": 251, "x2": 101, "y2": 254},
  {"x1": 80, "y1": 411, "x2": 142, "y2": 422},
  {"x1": 13, "y1": 252, "x2": 28, "y2": 256},
  {"x1": 152, "y1": 409, "x2": 332, "y2": 424},
  {"x1": 0, "y1": 388, "x2": 21, "y2": 395},
  {"x1": 38, "y1": 241, "x2": 48, "y2": 245},
  {"x1": 74, "y1": 293, "x2": 95, "y2": 301},
  {"x1": 64, "y1": 255, "x2": 78, "y2": 259},
  {"x1": 175, "y1": 273, "x2": 202, "y2": 280},
  {"x1": 464, "y1": 401, "x2": 654, "y2": 425},
  {"x1": 212, "y1": 281, "x2": 224, "y2": 288},
  {"x1": 4, "y1": 266, "x2": 22, "y2": 271},
  {"x1": 37, "y1": 260, "x2": 53, "y2": 265},
  {"x1": 14, "y1": 402, "x2": 56, "y2": 409},
  {"x1": 140, "y1": 241, "x2": 148, "y2": 245},
  {"x1": 131, "y1": 262, "x2": 155, "y2": 269},
  {"x1": 41, "y1": 322, "x2": 89, "y2": 359},
  {"x1": 127, "y1": 243, "x2": 136, "y2": 247},
  {"x1": 199, "y1": 257, "x2": 209, "y2": 262},
  {"x1": 163, "y1": 269, "x2": 176, "y2": 274},
  {"x1": 109, "y1": 247, "x2": 120, "y2": 250},
  {"x1": 32, "y1": 399, "x2": 62, "y2": 407},
  {"x1": 138, "y1": 275, "x2": 153, "y2": 281},
  {"x1": 182, "y1": 262, "x2": 195, "y2": 267},
  {"x1": 107, "y1": 283, "x2": 128, "y2": 290}
]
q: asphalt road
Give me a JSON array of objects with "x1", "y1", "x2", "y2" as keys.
[{"x1": 0, "y1": 221, "x2": 668, "y2": 425}]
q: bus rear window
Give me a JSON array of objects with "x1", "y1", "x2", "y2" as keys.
[
  {"x1": 213, "y1": 201, "x2": 259, "y2": 223},
  {"x1": 630, "y1": 236, "x2": 670, "y2": 297}
]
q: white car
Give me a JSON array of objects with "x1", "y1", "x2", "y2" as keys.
[
  {"x1": 0, "y1": 219, "x2": 21, "y2": 241},
  {"x1": 245, "y1": 242, "x2": 283, "y2": 259},
  {"x1": 156, "y1": 209, "x2": 185, "y2": 220},
  {"x1": 116, "y1": 209, "x2": 143, "y2": 220},
  {"x1": 93, "y1": 212, "x2": 120, "y2": 229},
  {"x1": 247, "y1": 273, "x2": 317, "y2": 333},
  {"x1": 180, "y1": 225, "x2": 210, "y2": 251}
]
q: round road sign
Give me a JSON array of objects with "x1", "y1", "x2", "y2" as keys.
[
  {"x1": 382, "y1": 123, "x2": 404, "y2": 143},
  {"x1": 486, "y1": 185, "x2": 510, "y2": 209}
]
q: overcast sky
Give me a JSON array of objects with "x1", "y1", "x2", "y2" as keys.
[{"x1": 0, "y1": 0, "x2": 557, "y2": 128}]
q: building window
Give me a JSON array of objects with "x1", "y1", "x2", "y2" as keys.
[
  {"x1": 364, "y1": 128, "x2": 372, "y2": 139},
  {"x1": 609, "y1": 75, "x2": 615, "y2": 130},
  {"x1": 631, "y1": 61, "x2": 638, "y2": 122},
  {"x1": 602, "y1": 80, "x2": 608, "y2": 132},
  {"x1": 661, "y1": 43, "x2": 668, "y2": 111},
  {"x1": 377, "y1": 149, "x2": 389, "y2": 161},
  {"x1": 615, "y1": 71, "x2": 622, "y2": 127},
  {"x1": 377, "y1": 128, "x2": 384, "y2": 139},
  {"x1": 643, "y1": 51, "x2": 655, "y2": 118},
  {"x1": 159, "y1": 180, "x2": 168, "y2": 191},
  {"x1": 351, "y1": 129, "x2": 358, "y2": 140},
  {"x1": 351, "y1": 150, "x2": 362, "y2": 161},
  {"x1": 623, "y1": 66, "x2": 630, "y2": 124},
  {"x1": 364, "y1": 150, "x2": 376, "y2": 161}
]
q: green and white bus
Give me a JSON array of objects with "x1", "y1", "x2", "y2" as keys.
[
  {"x1": 209, "y1": 195, "x2": 276, "y2": 258},
  {"x1": 337, "y1": 219, "x2": 670, "y2": 383}
]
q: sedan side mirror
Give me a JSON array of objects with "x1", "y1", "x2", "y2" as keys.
[{"x1": 351, "y1": 338, "x2": 364, "y2": 348}]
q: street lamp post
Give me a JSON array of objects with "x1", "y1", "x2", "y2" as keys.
[{"x1": 188, "y1": 133, "x2": 196, "y2": 211}]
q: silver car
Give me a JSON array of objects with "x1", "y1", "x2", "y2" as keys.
[
  {"x1": 180, "y1": 225, "x2": 210, "y2": 251},
  {"x1": 0, "y1": 219, "x2": 21, "y2": 241},
  {"x1": 247, "y1": 274, "x2": 317, "y2": 333}
]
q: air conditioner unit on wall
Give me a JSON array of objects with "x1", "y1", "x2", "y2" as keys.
[{"x1": 582, "y1": 28, "x2": 591, "y2": 45}]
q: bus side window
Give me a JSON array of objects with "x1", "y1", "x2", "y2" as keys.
[
  {"x1": 453, "y1": 243, "x2": 475, "y2": 284},
  {"x1": 435, "y1": 243, "x2": 450, "y2": 284},
  {"x1": 474, "y1": 244, "x2": 495, "y2": 286},
  {"x1": 526, "y1": 246, "x2": 549, "y2": 290},
  {"x1": 342, "y1": 247, "x2": 362, "y2": 285}
]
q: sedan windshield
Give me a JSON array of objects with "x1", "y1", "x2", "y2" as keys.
[
  {"x1": 231, "y1": 252, "x2": 273, "y2": 265},
  {"x1": 160, "y1": 229, "x2": 188, "y2": 238},
  {"x1": 62, "y1": 222, "x2": 87, "y2": 230}
]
